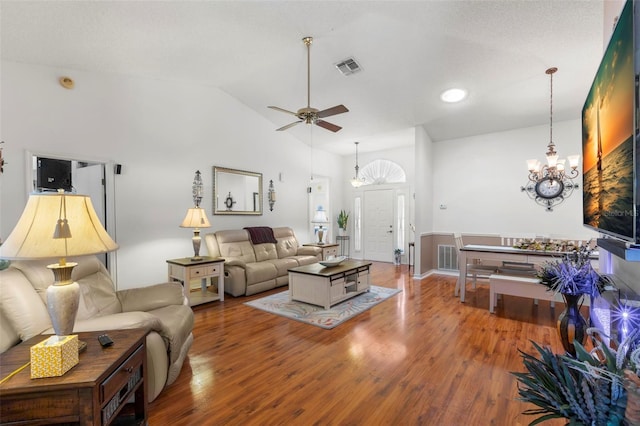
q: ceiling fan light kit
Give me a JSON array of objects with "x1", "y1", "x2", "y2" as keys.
[
  {"x1": 268, "y1": 36, "x2": 348, "y2": 133},
  {"x1": 351, "y1": 141, "x2": 365, "y2": 188}
]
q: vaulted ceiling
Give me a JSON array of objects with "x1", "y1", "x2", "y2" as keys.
[{"x1": 0, "y1": 1, "x2": 607, "y2": 155}]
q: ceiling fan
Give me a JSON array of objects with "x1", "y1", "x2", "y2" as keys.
[{"x1": 268, "y1": 36, "x2": 348, "y2": 133}]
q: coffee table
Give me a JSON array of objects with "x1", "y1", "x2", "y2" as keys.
[{"x1": 288, "y1": 260, "x2": 372, "y2": 309}]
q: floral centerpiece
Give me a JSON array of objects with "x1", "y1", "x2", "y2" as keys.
[
  {"x1": 537, "y1": 243, "x2": 603, "y2": 298},
  {"x1": 536, "y1": 242, "x2": 604, "y2": 356},
  {"x1": 513, "y1": 238, "x2": 581, "y2": 253}
]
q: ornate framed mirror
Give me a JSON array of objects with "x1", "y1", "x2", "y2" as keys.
[{"x1": 213, "y1": 166, "x2": 262, "y2": 215}]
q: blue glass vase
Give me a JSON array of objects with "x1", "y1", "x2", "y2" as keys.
[{"x1": 557, "y1": 293, "x2": 587, "y2": 357}]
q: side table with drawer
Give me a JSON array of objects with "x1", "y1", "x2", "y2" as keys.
[
  {"x1": 0, "y1": 328, "x2": 149, "y2": 425},
  {"x1": 303, "y1": 243, "x2": 339, "y2": 261},
  {"x1": 167, "y1": 256, "x2": 225, "y2": 306}
]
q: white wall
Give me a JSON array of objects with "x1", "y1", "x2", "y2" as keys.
[
  {"x1": 414, "y1": 125, "x2": 434, "y2": 274},
  {"x1": 3, "y1": 60, "x2": 637, "y2": 294},
  {"x1": 432, "y1": 119, "x2": 598, "y2": 240},
  {"x1": 0, "y1": 61, "x2": 343, "y2": 289}
]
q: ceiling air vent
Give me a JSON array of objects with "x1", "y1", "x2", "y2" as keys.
[{"x1": 335, "y1": 57, "x2": 362, "y2": 76}]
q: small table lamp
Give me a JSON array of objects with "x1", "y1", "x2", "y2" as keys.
[
  {"x1": 180, "y1": 170, "x2": 211, "y2": 260},
  {"x1": 312, "y1": 206, "x2": 329, "y2": 245},
  {"x1": 180, "y1": 207, "x2": 211, "y2": 260},
  {"x1": 0, "y1": 190, "x2": 119, "y2": 340}
]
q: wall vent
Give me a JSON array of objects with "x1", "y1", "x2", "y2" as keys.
[
  {"x1": 335, "y1": 57, "x2": 362, "y2": 76},
  {"x1": 438, "y1": 245, "x2": 458, "y2": 270}
]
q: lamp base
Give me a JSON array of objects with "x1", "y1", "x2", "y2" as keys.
[
  {"x1": 191, "y1": 229, "x2": 202, "y2": 260},
  {"x1": 46, "y1": 262, "x2": 80, "y2": 337},
  {"x1": 46, "y1": 261, "x2": 86, "y2": 353}
]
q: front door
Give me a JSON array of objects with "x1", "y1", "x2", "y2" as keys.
[{"x1": 363, "y1": 189, "x2": 394, "y2": 262}]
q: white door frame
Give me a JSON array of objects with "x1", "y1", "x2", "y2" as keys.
[{"x1": 351, "y1": 183, "x2": 410, "y2": 262}]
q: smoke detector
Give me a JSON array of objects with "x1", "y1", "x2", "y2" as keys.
[{"x1": 335, "y1": 57, "x2": 362, "y2": 76}]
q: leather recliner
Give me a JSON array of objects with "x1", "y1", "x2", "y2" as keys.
[{"x1": 0, "y1": 255, "x2": 194, "y2": 402}]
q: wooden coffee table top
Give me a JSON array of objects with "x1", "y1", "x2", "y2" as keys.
[{"x1": 288, "y1": 260, "x2": 371, "y2": 277}]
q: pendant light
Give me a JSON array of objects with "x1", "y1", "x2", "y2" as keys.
[{"x1": 351, "y1": 142, "x2": 365, "y2": 188}]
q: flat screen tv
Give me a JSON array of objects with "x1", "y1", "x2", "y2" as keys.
[
  {"x1": 37, "y1": 157, "x2": 72, "y2": 192},
  {"x1": 582, "y1": 0, "x2": 639, "y2": 244}
]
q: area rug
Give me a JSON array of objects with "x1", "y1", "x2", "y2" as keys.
[{"x1": 244, "y1": 285, "x2": 401, "y2": 329}]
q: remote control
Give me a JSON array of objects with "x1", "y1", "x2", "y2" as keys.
[{"x1": 98, "y1": 334, "x2": 114, "y2": 347}]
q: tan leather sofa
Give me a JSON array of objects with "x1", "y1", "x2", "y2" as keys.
[
  {"x1": 204, "y1": 226, "x2": 321, "y2": 296},
  {"x1": 0, "y1": 255, "x2": 194, "y2": 402}
]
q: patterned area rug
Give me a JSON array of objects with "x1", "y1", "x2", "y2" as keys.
[{"x1": 244, "y1": 285, "x2": 401, "y2": 329}]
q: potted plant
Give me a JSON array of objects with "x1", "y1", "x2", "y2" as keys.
[
  {"x1": 337, "y1": 210, "x2": 349, "y2": 235},
  {"x1": 536, "y1": 243, "x2": 604, "y2": 355},
  {"x1": 514, "y1": 328, "x2": 640, "y2": 425},
  {"x1": 394, "y1": 248, "x2": 402, "y2": 265}
]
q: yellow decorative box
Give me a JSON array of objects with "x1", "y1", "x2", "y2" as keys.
[{"x1": 30, "y1": 335, "x2": 79, "y2": 378}]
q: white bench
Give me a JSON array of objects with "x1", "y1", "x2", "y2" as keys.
[{"x1": 489, "y1": 274, "x2": 562, "y2": 313}]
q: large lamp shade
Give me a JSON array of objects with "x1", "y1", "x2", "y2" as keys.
[{"x1": 1, "y1": 192, "x2": 118, "y2": 259}]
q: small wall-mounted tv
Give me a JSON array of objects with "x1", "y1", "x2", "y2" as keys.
[
  {"x1": 582, "y1": 0, "x2": 639, "y2": 244},
  {"x1": 37, "y1": 157, "x2": 72, "y2": 192}
]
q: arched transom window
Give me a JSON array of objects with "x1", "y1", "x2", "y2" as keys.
[{"x1": 360, "y1": 159, "x2": 406, "y2": 185}]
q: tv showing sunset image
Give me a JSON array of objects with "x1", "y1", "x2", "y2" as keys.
[{"x1": 582, "y1": 0, "x2": 635, "y2": 241}]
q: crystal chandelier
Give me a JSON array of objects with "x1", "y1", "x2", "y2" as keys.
[
  {"x1": 521, "y1": 67, "x2": 580, "y2": 211},
  {"x1": 350, "y1": 141, "x2": 365, "y2": 188}
]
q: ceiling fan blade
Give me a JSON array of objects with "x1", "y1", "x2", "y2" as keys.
[
  {"x1": 268, "y1": 106, "x2": 299, "y2": 116},
  {"x1": 276, "y1": 120, "x2": 303, "y2": 131},
  {"x1": 317, "y1": 104, "x2": 349, "y2": 119},
  {"x1": 315, "y1": 120, "x2": 342, "y2": 132}
]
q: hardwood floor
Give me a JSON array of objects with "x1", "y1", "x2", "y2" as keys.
[{"x1": 149, "y1": 262, "x2": 574, "y2": 425}]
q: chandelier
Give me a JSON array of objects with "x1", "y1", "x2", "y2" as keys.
[
  {"x1": 521, "y1": 67, "x2": 580, "y2": 211},
  {"x1": 350, "y1": 141, "x2": 365, "y2": 188}
]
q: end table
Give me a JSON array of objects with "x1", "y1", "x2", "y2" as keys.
[
  {"x1": 302, "y1": 243, "x2": 339, "y2": 260},
  {"x1": 0, "y1": 329, "x2": 149, "y2": 425},
  {"x1": 167, "y1": 256, "x2": 225, "y2": 306}
]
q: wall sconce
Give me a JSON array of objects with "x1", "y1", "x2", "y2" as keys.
[
  {"x1": 180, "y1": 170, "x2": 211, "y2": 260},
  {"x1": 268, "y1": 180, "x2": 276, "y2": 211}
]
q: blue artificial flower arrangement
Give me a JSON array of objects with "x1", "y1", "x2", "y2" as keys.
[{"x1": 537, "y1": 242, "x2": 604, "y2": 298}]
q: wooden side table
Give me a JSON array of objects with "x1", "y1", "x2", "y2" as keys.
[
  {"x1": 303, "y1": 243, "x2": 339, "y2": 260},
  {"x1": 167, "y1": 256, "x2": 225, "y2": 306},
  {"x1": 0, "y1": 329, "x2": 149, "y2": 425}
]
